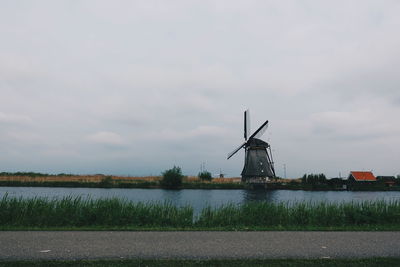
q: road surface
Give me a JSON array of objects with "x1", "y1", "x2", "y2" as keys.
[{"x1": 1, "y1": 231, "x2": 399, "y2": 260}]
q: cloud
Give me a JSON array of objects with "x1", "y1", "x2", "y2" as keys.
[
  {"x1": 0, "y1": 1, "x2": 399, "y2": 177},
  {"x1": 0, "y1": 112, "x2": 32, "y2": 124},
  {"x1": 155, "y1": 125, "x2": 229, "y2": 141},
  {"x1": 86, "y1": 131, "x2": 125, "y2": 145}
]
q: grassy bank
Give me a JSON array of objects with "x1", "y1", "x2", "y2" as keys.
[
  {"x1": 3, "y1": 180, "x2": 400, "y2": 191},
  {"x1": 1, "y1": 258, "x2": 400, "y2": 267},
  {"x1": 0, "y1": 180, "x2": 244, "y2": 189},
  {"x1": 0, "y1": 175, "x2": 246, "y2": 189},
  {"x1": 2, "y1": 172, "x2": 400, "y2": 190},
  {"x1": 1, "y1": 196, "x2": 399, "y2": 229}
]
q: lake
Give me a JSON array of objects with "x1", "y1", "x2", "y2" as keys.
[{"x1": 1, "y1": 187, "x2": 400, "y2": 214}]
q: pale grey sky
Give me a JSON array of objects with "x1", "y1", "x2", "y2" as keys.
[{"x1": 1, "y1": 1, "x2": 399, "y2": 177}]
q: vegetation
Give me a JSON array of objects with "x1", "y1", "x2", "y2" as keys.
[
  {"x1": 1, "y1": 171, "x2": 400, "y2": 191},
  {"x1": 1, "y1": 258, "x2": 400, "y2": 267},
  {"x1": 1, "y1": 195, "x2": 400, "y2": 229},
  {"x1": 99, "y1": 176, "x2": 113, "y2": 188},
  {"x1": 301, "y1": 173, "x2": 327, "y2": 185},
  {"x1": 199, "y1": 201, "x2": 400, "y2": 227},
  {"x1": 0, "y1": 195, "x2": 193, "y2": 227},
  {"x1": 0, "y1": 172, "x2": 49, "y2": 177},
  {"x1": 160, "y1": 166, "x2": 184, "y2": 188},
  {"x1": 198, "y1": 170, "x2": 212, "y2": 181},
  {"x1": 0, "y1": 172, "x2": 75, "y2": 177}
]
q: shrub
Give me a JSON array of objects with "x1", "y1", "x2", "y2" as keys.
[
  {"x1": 99, "y1": 176, "x2": 113, "y2": 187},
  {"x1": 198, "y1": 171, "x2": 212, "y2": 181},
  {"x1": 301, "y1": 173, "x2": 327, "y2": 185},
  {"x1": 161, "y1": 166, "x2": 183, "y2": 188}
]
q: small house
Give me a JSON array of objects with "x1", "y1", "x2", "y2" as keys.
[
  {"x1": 376, "y1": 176, "x2": 396, "y2": 187},
  {"x1": 347, "y1": 171, "x2": 376, "y2": 184}
]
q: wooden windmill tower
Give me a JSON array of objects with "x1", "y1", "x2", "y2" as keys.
[{"x1": 227, "y1": 110, "x2": 276, "y2": 183}]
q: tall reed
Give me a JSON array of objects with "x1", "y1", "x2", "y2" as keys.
[
  {"x1": 0, "y1": 195, "x2": 399, "y2": 228},
  {"x1": 195, "y1": 201, "x2": 400, "y2": 227},
  {"x1": 0, "y1": 194, "x2": 193, "y2": 227}
]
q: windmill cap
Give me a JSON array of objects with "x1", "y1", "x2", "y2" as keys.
[{"x1": 247, "y1": 138, "x2": 269, "y2": 147}]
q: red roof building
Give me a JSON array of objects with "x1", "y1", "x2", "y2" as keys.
[{"x1": 348, "y1": 171, "x2": 376, "y2": 182}]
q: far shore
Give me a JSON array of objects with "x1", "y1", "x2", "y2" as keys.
[{"x1": 1, "y1": 174, "x2": 400, "y2": 191}]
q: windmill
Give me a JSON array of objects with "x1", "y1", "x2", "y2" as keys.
[{"x1": 227, "y1": 110, "x2": 276, "y2": 183}]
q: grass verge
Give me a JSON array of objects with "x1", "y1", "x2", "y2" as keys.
[
  {"x1": 1, "y1": 225, "x2": 400, "y2": 231},
  {"x1": 1, "y1": 258, "x2": 400, "y2": 267}
]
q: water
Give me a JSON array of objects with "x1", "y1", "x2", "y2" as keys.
[{"x1": 1, "y1": 187, "x2": 400, "y2": 214}]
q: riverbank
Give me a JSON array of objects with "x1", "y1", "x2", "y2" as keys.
[
  {"x1": 1, "y1": 196, "x2": 399, "y2": 230},
  {"x1": 1, "y1": 173, "x2": 400, "y2": 191},
  {"x1": 1, "y1": 180, "x2": 400, "y2": 191},
  {"x1": 0, "y1": 180, "x2": 245, "y2": 189},
  {"x1": 0, "y1": 174, "x2": 245, "y2": 189}
]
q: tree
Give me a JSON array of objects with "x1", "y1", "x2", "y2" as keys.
[
  {"x1": 161, "y1": 166, "x2": 183, "y2": 188},
  {"x1": 318, "y1": 173, "x2": 327, "y2": 183},
  {"x1": 99, "y1": 176, "x2": 113, "y2": 188},
  {"x1": 301, "y1": 173, "x2": 327, "y2": 185},
  {"x1": 301, "y1": 174, "x2": 307, "y2": 184},
  {"x1": 198, "y1": 171, "x2": 212, "y2": 181}
]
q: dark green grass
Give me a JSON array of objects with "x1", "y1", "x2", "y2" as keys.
[
  {"x1": 196, "y1": 201, "x2": 400, "y2": 227},
  {"x1": 0, "y1": 195, "x2": 193, "y2": 227},
  {"x1": 1, "y1": 195, "x2": 400, "y2": 229},
  {"x1": 1, "y1": 258, "x2": 400, "y2": 267}
]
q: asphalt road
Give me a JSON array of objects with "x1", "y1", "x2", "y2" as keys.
[{"x1": 1, "y1": 231, "x2": 400, "y2": 260}]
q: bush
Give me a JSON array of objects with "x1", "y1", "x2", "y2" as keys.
[
  {"x1": 99, "y1": 176, "x2": 113, "y2": 187},
  {"x1": 301, "y1": 173, "x2": 327, "y2": 185},
  {"x1": 198, "y1": 171, "x2": 212, "y2": 181},
  {"x1": 161, "y1": 166, "x2": 183, "y2": 188}
]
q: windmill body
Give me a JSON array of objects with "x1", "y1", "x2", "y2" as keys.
[{"x1": 227, "y1": 110, "x2": 275, "y2": 183}]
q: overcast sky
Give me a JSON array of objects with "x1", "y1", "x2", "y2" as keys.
[{"x1": 1, "y1": 1, "x2": 399, "y2": 178}]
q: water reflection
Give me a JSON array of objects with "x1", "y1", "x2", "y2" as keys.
[
  {"x1": 161, "y1": 189, "x2": 182, "y2": 205},
  {"x1": 243, "y1": 189, "x2": 274, "y2": 202}
]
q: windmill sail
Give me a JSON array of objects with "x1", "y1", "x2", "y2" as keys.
[
  {"x1": 244, "y1": 109, "x2": 250, "y2": 140},
  {"x1": 227, "y1": 142, "x2": 246, "y2": 159},
  {"x1": 248, "y1": 120, "x2": 268, "y2": 140},
  {"x1": 253, "y1": 121, "x2": 268, "y2": 139}
]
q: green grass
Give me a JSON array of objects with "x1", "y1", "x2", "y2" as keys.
[
  {"x1": 0, "y1": 195, "x2": 193, "y2": 227},
  {"x1": 1, "y1": 258, "x2": 400, "y2": 267},
  {"x1": 196, "y1": 201, "x2": 400, "y2": 227},
  {"x1": 1, "y1": 195, "x2": 400, "y2": 229}
]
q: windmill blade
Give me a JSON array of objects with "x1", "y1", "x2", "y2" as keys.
[
  {"x1": 249, "y1": 120, "x2": 269, "y2": 140},
  {"x1": 227, "y1": 142, "x2": 246, "y2": 159},
  {"x1": 254, "y1": 122, "x2": 268, "y2": 139},
  {"x1": 244, "y1": 109, "x2": 250, "y2": 140}
]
